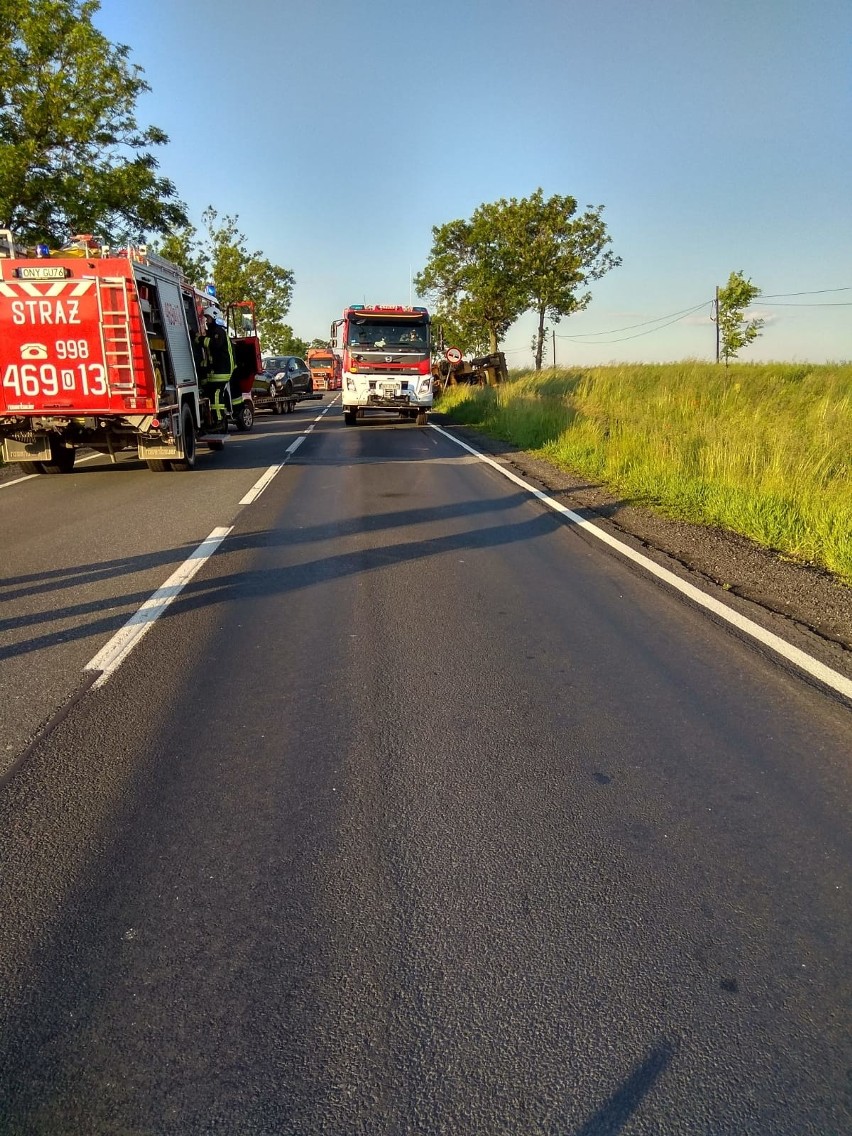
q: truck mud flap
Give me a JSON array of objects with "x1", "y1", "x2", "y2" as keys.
[
  {"x1": 137, "y1": 438, "x2": 182, "y2": 460},
  {"x1": 3, "y1": 436, "x2": 51, "y2": 463}
]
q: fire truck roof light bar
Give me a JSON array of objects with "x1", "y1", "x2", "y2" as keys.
[{"x1": 347, "y1": 304, "x2": 428, "y2": 314}]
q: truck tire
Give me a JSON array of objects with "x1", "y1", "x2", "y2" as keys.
[
  {"x1": 32, "y1": 438, "x2": 76, "y2": 474},
  {"x1": 344, "y1": 409, "x2": 358, "y2": 426},
  {"x1": 172, "y1": 404, "x2": 197, "y2": 471},
  {"x1": 234, "y1": 400, "x2": 254, "y2": 432},
  {"x1": 146, "y1": 459, "x2": 172, "y2": 472},
  {"x1": 207, "y1": 439, "x2": 225, "y2": 451}
]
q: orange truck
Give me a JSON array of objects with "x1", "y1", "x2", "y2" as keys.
[{"x1": 306, "y1": 346, "x2": 341, "y2": 392}]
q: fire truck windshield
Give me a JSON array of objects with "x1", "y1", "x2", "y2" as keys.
[{"x1": 348, "y1": 321, "x2": 428, "y2": 351}]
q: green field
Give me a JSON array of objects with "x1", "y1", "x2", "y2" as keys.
[{"x1": 436, "y1": 361, "x2": 852, "y2": 582}]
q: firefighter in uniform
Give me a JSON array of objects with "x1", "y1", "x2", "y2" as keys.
[{"x1": 201, "y1": 306, "x2": 235, "y2": 423}]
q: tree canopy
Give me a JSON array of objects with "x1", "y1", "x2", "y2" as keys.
[
  {"x1": 507, "y1": 190, "x2": 621, "y2": 370},
  {"x1": 154, "y1": 208, "x2": 298, "y2": 353},
  {"x1": 415, "y1": 189, "x2": 620, "y2": 366},
  {"x1": 429, "y1": 306, "x2": 491, "y2": 360},
  {"x1": 716, "y1": 271, "x2": 764, "y2": 367},
  {"x1": 0, "y1": 0, "x2": 187, "y2": 244},
  {"x1": 414, "y1": 207, "x2": 526, "y2": 355}
]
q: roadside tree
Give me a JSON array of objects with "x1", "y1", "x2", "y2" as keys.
[
  {"x1": 429, "y1": 304, "x2": 491, "y2": 359},
  {"x1": 202, "y1": 208, "x2": 295, "y2": 349},
  {"x1": 0, "y1": 0, "x2": 187, "y2": 244},
  {"x1": 509, "y1": 190, "x2": 621, "y2": 370},
  {"x1": 415, "y1": 191, "x2": 620, "y2": 367},
  {"x1": 716, "y1": 271, "x2": 764, "y2": 367},
  {"x1": 415, "y1": 208, "x2": 527, "y2": 354},
  {"x1": 155, "y1": 225, "x2": 208, "y2": 285},
  {"x1": 152, "y1": 209, "x2": 298, "y2": 350},
  {"x1": 264, "y1": 328, "x2": 310, "y2": 356}
]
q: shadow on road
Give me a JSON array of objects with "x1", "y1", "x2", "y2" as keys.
[
  {"x1": 0, "y1": 488, "x2": 590, "y2": 660},
  {"x1": 572, "y1": 1040, "x2": 676, "y2": 1135}
]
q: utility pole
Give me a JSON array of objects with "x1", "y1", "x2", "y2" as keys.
[
  {"x1": 552, "y1": 329, "x2": 556, "y2": 368},
  {"x1": 715, "y1": 285, "x2": 720, "y2": 363}
]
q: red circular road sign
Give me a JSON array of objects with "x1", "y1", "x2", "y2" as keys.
[{"x1": 445, "y1": 347, "x2": 462, "y2": 363}]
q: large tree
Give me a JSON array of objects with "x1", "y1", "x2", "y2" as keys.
[
  {"x1": 155, "y1": 224, "x2": 208, "y2": 286},
  {"x1": 415, "y1": 207, "x2": 527, "y2": 354},
  {"x1": 202, "y1": 208, "x2": 296, "y2": 352},
  {"x1": 416, "y1": 190, "x2": 620, "y2": 366},
  {"x1": 0, "y1": 0, "x2": 187, "y2": 244},
  {"x1": 509, "y1": 190, "x2": 621, "y2": 370},
  {"x1": 155, "y1": 209, "x2": 298, "y2": 352},
  {"x1": 429, "y1": 304, "x2": 491, "y2": 359}
]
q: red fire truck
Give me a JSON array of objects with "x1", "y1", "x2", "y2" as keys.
[
  {"x1": 330, "y1": 304, "x2": 432, "y2": 426},
  {"x1": 0, "y1": 231, "x2": 260, "y2": 473}
]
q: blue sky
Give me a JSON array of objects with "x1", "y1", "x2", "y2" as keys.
[{"x1": 94, "y1": 0, "x2": 851, "y2": 366}]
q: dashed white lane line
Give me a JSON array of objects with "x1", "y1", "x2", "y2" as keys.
[
  {"x1": 13, "y1": 425, "x2": 323, "y2": 691},
  {"x1": 239, "y1": 463, "x2": 285, "y2": 505},
  {"x1": 239, "y1": 435, "x2": 308, "y2": 504},
  {"x1": 85, "y1": 526, "x2": 232, "y2": 689},
  {"x1": 431, "y1": 424, "x2": 852, "y2": 703},
  {"x1": 82, "y1": 425, "x2": 316, "y2": 684}
]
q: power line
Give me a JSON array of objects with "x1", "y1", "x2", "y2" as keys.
[
  {"x1": 759, "y1": 286, "x2": 851, "y2": 298},
  {"x1": 555, "y1": 300, "x2": 710, "y2": 339},
  {"x1": 554, "y1": 285, "x2": 852, "y2": 344},
  {"x1": 560, "y1": 303, "x2": 715, "y2": 345}
]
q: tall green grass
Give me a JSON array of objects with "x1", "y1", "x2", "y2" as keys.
[{"x1": 437, "y1": 362, "x2": 852, "y2": 581}]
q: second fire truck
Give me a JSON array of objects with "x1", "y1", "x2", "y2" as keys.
[{"x1": 330, "y1": 304, "x2": 432, "y2": 426}]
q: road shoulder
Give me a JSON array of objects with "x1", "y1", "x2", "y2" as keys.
[{"x1": 432, "y1": 417, "x2": 852, "y2": 679}]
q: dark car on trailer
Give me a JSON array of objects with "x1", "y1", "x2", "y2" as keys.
[{"x1": 253, "y1": 356, "x2": 315, "y2": 402}]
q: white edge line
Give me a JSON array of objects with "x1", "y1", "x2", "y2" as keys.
[
  {"x1": 431, "y1": 424, "x2": 852, "y2": 702},
  {"x1": 85, "y1": 526, "x2": 232, "y2": 689},
  {"x1": 0, "y1": 451, "x2": 102, "y2": 489},
  {"x1": 0, "y1": 473, "x2": 36, "y2": 489}
]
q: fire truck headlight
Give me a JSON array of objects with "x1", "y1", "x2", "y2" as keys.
[
  {"x1": 346, "y1": 377, "x2": 357, "y2": 390},
  {"x1": 418, "y1": 378, "x2": 432, "y2": 395}
]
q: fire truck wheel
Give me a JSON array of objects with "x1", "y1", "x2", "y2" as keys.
[
  {"x1": 34, "y1": 438, "x2": 76, "y2": 474},
  {"x1": 416, "y1": 411, "x2": 428, "y2": 426},
  {"x1": 235, "y1": 400, "x2": 254, "y2": 432},
  {"x1": 344, "y1": 409, "x2": 358, "y2": 426},
  {"x1": 173, "y1": 405, "x2": 197, "y2": 471},
  {"x1": 146, "y1": 459, "x2": 172, "y2": 472},
  {"x1": 207, "y1": 439, "x2": 225, "y2": 451}
]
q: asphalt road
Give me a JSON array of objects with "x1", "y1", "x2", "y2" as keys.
[{"x1": 1, "y1": 399, "x2": 850, "y2": 1134}]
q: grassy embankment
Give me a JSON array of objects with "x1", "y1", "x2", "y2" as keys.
[{"x1": 436, "y1": 362, "x2": 852, "y2": 583}]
